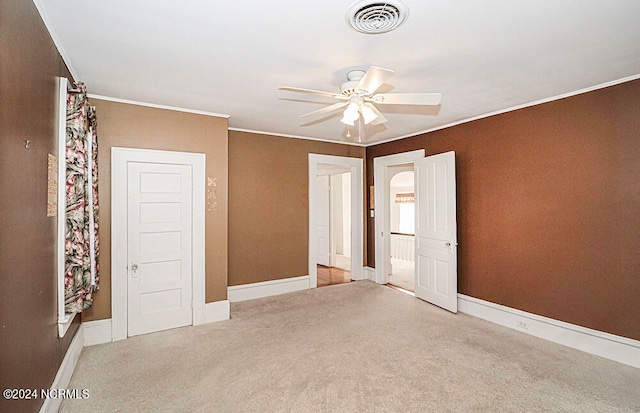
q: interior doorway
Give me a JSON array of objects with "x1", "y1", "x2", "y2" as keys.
[
  {"x1": 374, "y1": 150, "x2": 459, "y2": 313},
  {"x1": 387, "y1": 168, "x2": 415, "y2": 292},
  {"x1": 316, "y1": 171, "x2": 352, "y2": 287},
  {"x1": 308, "y1": 154, "x2": 364, "y2": 289},
  {"x1": 374, "y1": 150, "x2": 424, "y2": 286}
]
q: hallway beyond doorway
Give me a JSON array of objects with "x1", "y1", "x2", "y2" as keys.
[
  {"x1": 317, "y1": 264, "x2": 351, "y2": 287},
  {"x1": 388, "y1": 258, "x2": 414, "y2": 292}
]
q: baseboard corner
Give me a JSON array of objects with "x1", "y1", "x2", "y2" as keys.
[
  {"x1": 205, "y1": 300, "x2": 230, "y2": 323},
  {"x1": 363, "y1": 266, "x2": 376, "y2": 282},
  {"x1": 83, "y1": 318, "x2": 113, "y2": 346}
]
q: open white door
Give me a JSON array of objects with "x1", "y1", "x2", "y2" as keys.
[{"x1": 414, "y1": 151, "x2": 458, "y2": 313}]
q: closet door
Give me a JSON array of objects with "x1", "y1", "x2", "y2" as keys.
[{"x1": 127, "y1": 162, "x2": 193, "y2": 336}]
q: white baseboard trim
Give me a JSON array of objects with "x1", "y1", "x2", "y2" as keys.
[
  {"x1": 39, "y1": 324, "x2": 84, "y2": 413},
  {"x1": 228, "y1": 275, "x2": 310, "y2": 302},
  {"x1": 363, "y1": 266, "x2": 376, "y2": 282},
  {"x1": 458, "y1": 294, "x2": 640, "y2": 369},
  {"x1": 83, "y1": 303, "x2": 228, "y2": 345},
  {"x1": 83, "y1": 319, "x2": 113, "y2": 346},
  {"x1": 205, "y1": 300, "x2": 230, "y2": 323}
]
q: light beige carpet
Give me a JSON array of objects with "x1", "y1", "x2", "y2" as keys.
[{"x1": 62, "y1": 281, "x2": 640, "y2": 412}]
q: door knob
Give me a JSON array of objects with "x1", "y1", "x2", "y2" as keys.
[
  {"x1": 131, "y1": 263, "x2": 139, "y2": 277},
  {"x1": 132, "y1": 264, "x2": 138, "y2": 271},
  {"x1": 445, "y1": 242, "x2": 451, "y2": 248}
]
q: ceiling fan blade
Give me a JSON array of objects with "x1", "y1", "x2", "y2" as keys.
[
  {"x1": 371, "y1": 93, "x2": 442, "y2": 105},
  {"x1": 299, "y1": 101, "x2": 349, "y2": 118},
  {"x1": 356, "y1": 66, "x2": 394, "y2": 94},
  {"x1": 279, "y1": 87, "x2": 345, "y2": 99},
  {"x1": 364, "y1": 103, "x2": 387, "y2": 125}
]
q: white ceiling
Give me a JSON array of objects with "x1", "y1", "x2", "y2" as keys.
[{"x1": 36, "y1": 0, "x2": 640, "y2": 146}]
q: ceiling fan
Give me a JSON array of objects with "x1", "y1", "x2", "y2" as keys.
[{"x1": 279, "y1": 66, "x2": 441, "y2": 139}]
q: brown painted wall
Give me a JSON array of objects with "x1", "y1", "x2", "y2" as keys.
[
  {"x1": 228, "y1": 131, "x2": 365, "y2": 286},
  {"x1": 0, "y1": 1, "x2": 80, "y2": 412},
  {"x1": 82, "y1": 99, "x2": 229, "y2": 322},
  {"x1": 366, "y1": 79, "x2": 640, "y2": 341}
]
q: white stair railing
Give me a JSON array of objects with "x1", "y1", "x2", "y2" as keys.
[{"x1": 390, "y1": 233, "x2": 415, "y2": 262}]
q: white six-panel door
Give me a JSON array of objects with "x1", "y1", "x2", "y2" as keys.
[
  {"x1": 414, "y1": 151, "x2": 458, "y2": 313},
  {"x1": 127, "y1": 162, "x2": 193, "y2": 336}
]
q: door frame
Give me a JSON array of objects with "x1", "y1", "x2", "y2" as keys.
[
  {"x1": 373, "y1": 150, "x2": 425, "y2": 285},
  {"x1": 309, "y1": 154, "x2": 364, "y2": 288},
  {"x1": 111, "y1": 147, "x2": 206, "y2": 341}
]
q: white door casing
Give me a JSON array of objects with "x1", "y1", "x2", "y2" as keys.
[
  {"x1": 374, "y1": 150, "x2": 425, "y2": 284},
  {"x1": 414, "y1": 151, "x2": 458, "y2": 313},
  {"x1": 316, "y1": 175, "x2": 330, "y2": 267},
  {"x1": 127, "y1": 162, "x2": 193, "y2": 336},
  {"x1": 112, "y1": 147, "x2": 205, "y2": 341},
  {"x1": 308, "y1": 154, "x2": 364, "y2": 288}
]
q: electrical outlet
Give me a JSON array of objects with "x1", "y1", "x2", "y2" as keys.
[{"x1": 516, "y1": 320, "x2": 530, "y2": 330}]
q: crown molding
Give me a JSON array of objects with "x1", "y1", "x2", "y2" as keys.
[
  {"x1": 369, "y1": 73, "x2": 640, "y2": 147},
  {"x1": 87, "y1": 94, "x2": 231, "y2": 118}
]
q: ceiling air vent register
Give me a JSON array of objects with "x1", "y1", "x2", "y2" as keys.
[{"x1": 346, "y1": 0, "x2": 409, "y2": 34}]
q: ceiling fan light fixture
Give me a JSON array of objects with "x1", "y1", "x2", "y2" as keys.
[
  {"x1": 360, "y1": 104, "x2": 378, "y2": 124},
  {"x1": 340, "y1": 102, "x2": 360, "y2": 125},
  {"x1": 346, "y1": 0, "x2": 409, "y2": 35},
  {"x1": 340, "y1": 114, "x2": 355, "y2": 126}
]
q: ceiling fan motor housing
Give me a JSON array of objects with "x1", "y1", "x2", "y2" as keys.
[{"x1": 341, "y1": 69, "x2": 366, "y2": 96}]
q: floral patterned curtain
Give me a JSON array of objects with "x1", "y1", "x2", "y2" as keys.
[{"x1": 65, "y1": 82, "x2": 99, "y2": 313}]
